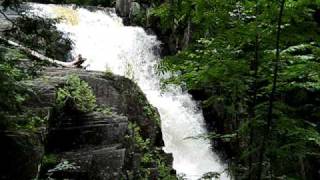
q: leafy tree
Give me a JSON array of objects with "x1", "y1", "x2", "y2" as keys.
[
  {"x1": 0, "y1": 42, "x2": 33, "y2": 130},
  {"x1": 0, "y1": 45, "x2": 26, "y2": 113},
  {"x1": 156, "y1": 0, "x2": 320, "y2": 179}
]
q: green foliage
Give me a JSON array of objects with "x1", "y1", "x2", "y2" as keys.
[
  {"x1": 143, "y1": 104, "x2": 161, "y2": 126},
  {"x1": 42, "y1": 154, "x2": 59, "y2": 168},
  {"x1": 15, "y1": 115, "x2": 47, "y2": 131},
  {"x1": 156, "y1": 0, "x2": 320, "y2": 178},
  {"x1": 1, "y1": 0, "x2": 320, "y2": 178},
  {"x1": 40, "y1": 153, "x2": 60, "y2": 179},
  {"x1": 0, "y1": 41, "x2": 51, "y2": 131},
  {"x1": 104, "y1": 68, "x2": 114, "y2": 78},
  {"x1": 149, "y1": 3, "x2": 172, "y2": 30},
  {"x1": 96, "y1": 105, "x2": 113, "y2": 115},
  {"x1": 5, "y1": 16, "x2": 72, "y2": 61},
  {"x1": 129, "y1": 122, "x2": 176, "y2": 179},
  {"x1": 56, "y1": 74, "x2": 97, "y2": 112},
  {"x1": 129, "y1": 122, "x2": 150, "y2": 152},
  {"x1": 136, "y1": 91, "x2": 161, "y2": 126},
  {"x1": 0, "y1": 43, "x2": 30, "y2": 130},
  {"x1": 0, "y1": 45, "x2": 27, "y2": 113}
]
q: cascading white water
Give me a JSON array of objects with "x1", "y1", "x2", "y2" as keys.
[{"x1": 29, "y1": 4, "x2": 229, "y2": 179}]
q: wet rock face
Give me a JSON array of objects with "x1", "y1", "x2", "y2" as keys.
[
  {"x1": 114, "y1": 0, "x2": 182, "y2": 56},
  {"x1": 116, "y1": 0, "x2": 132, "y2": 17}
]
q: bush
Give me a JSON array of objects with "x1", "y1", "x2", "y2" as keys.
[{"x1": 56, "y1": 74, "x2": 96, "y2": 112}]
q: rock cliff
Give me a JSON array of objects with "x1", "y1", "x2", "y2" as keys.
[{"x1": 0, "y1": 67, "x2": 175, "y2": 180}]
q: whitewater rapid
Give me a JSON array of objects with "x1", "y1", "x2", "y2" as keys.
[{"x1": 29, "y1": 4, "x2": 229, "y2": 179}]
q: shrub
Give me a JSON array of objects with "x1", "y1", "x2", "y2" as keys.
[{"x1": 56, "y1": 74, "x2": 96, "y2": 112}]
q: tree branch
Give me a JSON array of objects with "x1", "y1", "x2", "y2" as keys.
[
  {"x1": 0, "y1": 9, "x2": 15, "y2": 23},
  {"x1": 0, "y1": 36, "x2": 83, "y2": 68}
]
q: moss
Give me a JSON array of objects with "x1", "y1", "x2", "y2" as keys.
[
  {"x1": 40, "y1": 153, "x2": 60, "y2": 178},
  {"x1": 42, "y1": 153, "x2": 59, "y2": 167},
  {"x1": 96, "y1": 105, "x2": 113, "y2": 115}
]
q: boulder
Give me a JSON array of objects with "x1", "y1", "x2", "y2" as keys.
[
  {"x1": 129, "y1": 2, "x2": 144, "y2": 24},
  {"x1": 116, "y1": 0, "x2": 132, "y2": 17},
  {"x1": 47, "y1": 112, "x2": 128, "y2": 152},
  {"x1": 26, "y1": 67, "x2": 161, "y2": 143},
  {"x1": 0, "y1": 131, "x2": 44, "y2": 180},
  {"x1": 18, "y1": 67, "x2": 173, "y2": 180}
]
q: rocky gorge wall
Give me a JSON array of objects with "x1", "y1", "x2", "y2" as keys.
[
  {"x1": 115, "y1": 0, "x2": 190, "y2": 56},
  {"x1": 0, "y1": 67, "x2": 175, "y2": 180}
]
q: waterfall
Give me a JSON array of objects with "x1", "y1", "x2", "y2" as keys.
[{"x1": 28, "y1": 4, "x2": 229, "y2": 179}]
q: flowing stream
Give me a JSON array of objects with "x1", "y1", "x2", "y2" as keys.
[{"x1": 29, "y1": 4, "x2": 229, "y2": 179}]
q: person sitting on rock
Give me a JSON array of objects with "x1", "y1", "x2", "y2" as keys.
[
  {"x1": 66, "y1": 54, "x2": 86, "y2": 68},
  {"x1": 73, "y1": 54, "x2": 86, "y2": 68}
]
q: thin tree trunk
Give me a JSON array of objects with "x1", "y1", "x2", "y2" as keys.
[
  {"x1": 182, "y1": 14, "x2": 191, "y2": 49},
  {"x1": 0, "y1": 36, "x2": 82, "y2": 67},
  {"x1": 256, "y1": 0, "x2": 285, "y2": 179},
  {"x1": 248, "y1": 1, "x2": 260, "y2": 179},
  {"x1": 169, "y1": 0, "x2": 175, "y2": 27}
]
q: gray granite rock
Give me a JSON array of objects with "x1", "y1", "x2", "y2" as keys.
[
  {"x1": 0, "y1": 131, "x2": 44, "y2": 180},
  {"x1": 14, "y1": 67, "x2": 173, "y2": 180},
  {"x1": 116, "y1": 0, "x2": 132, "y2": 17},
  {"x1": 25, "y1": 67, "x2": 162, "y2": 143},
  {"x1": 0, "y1": 7, "x2": 19, "y2": 32}
]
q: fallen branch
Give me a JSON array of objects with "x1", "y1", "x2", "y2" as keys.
[{"x1": 0, "y1": 36, "x2": 83, "y2": 68}]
